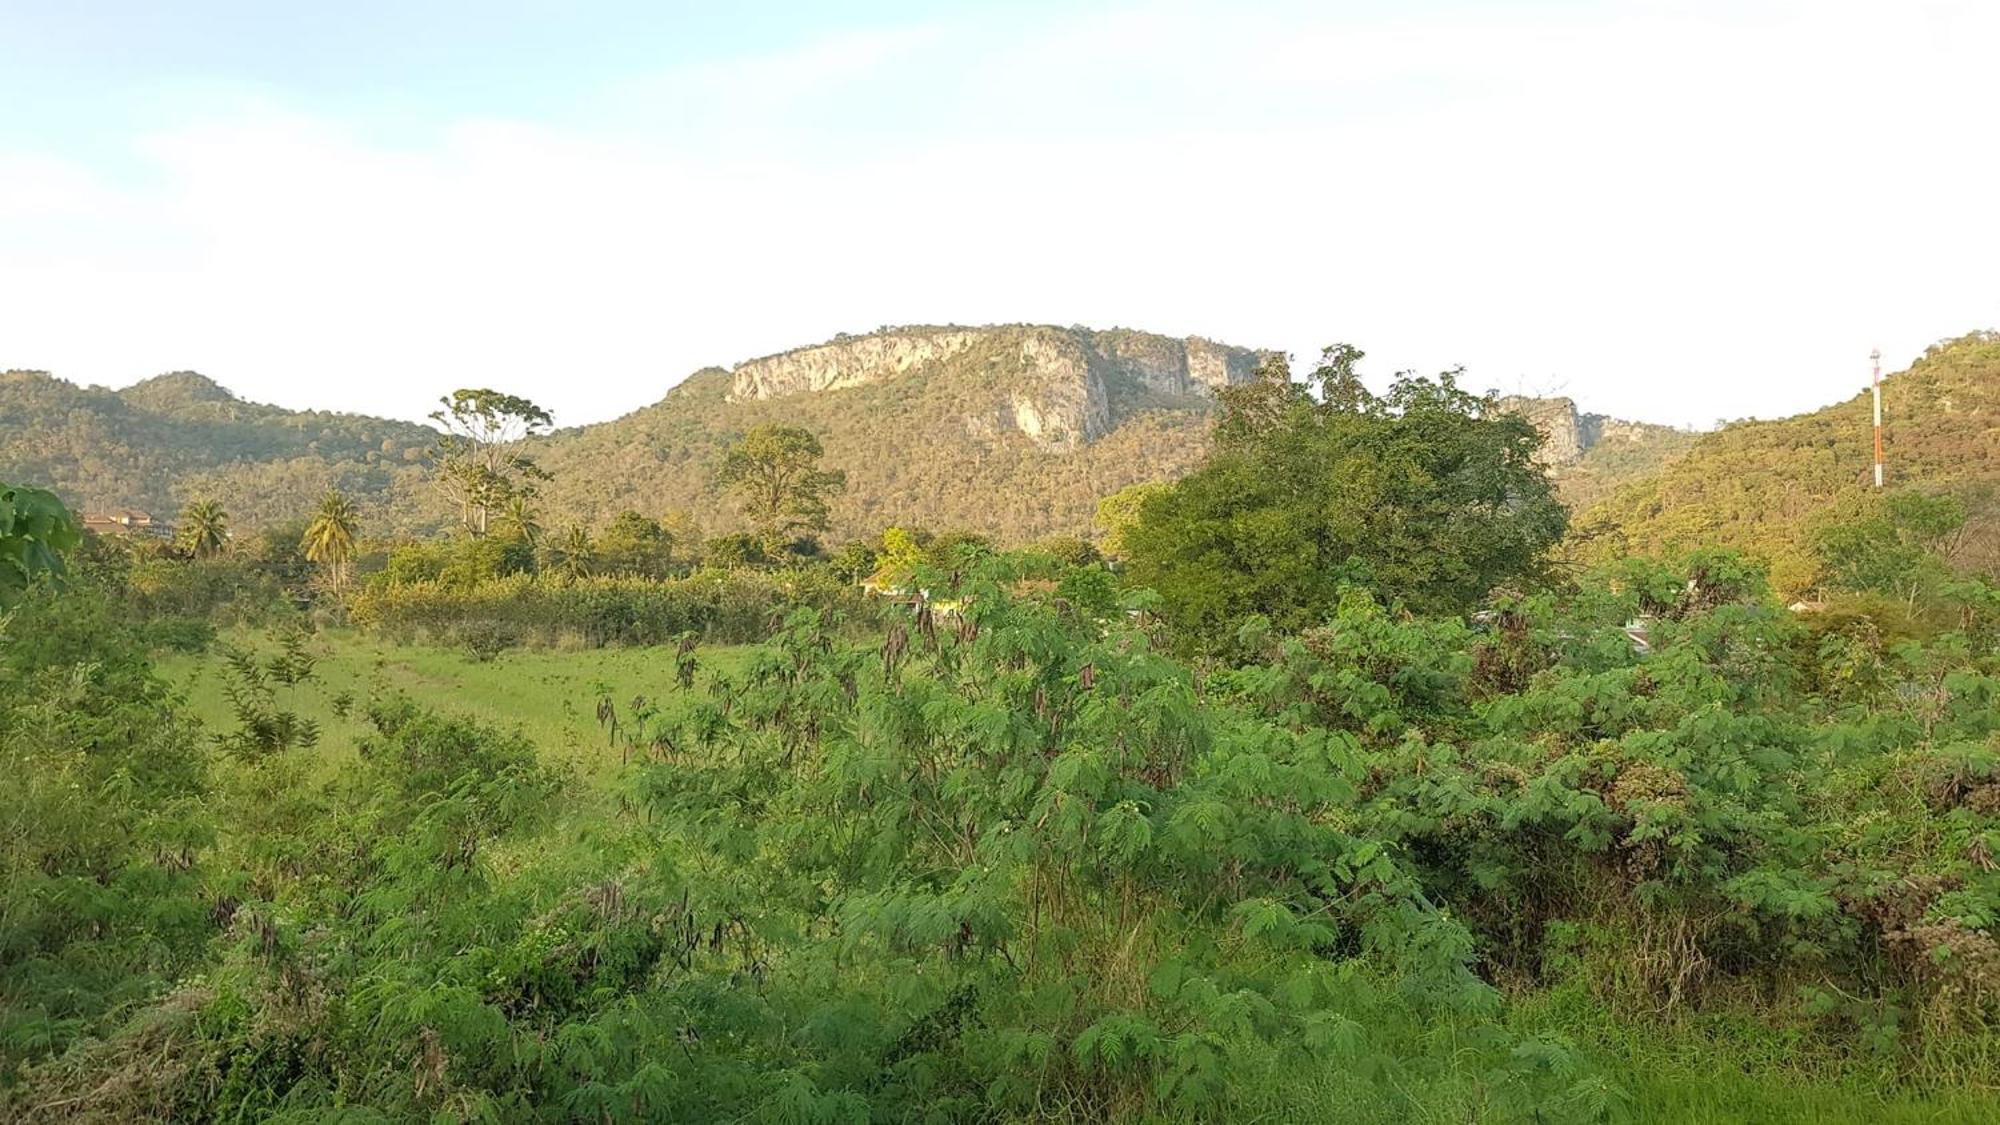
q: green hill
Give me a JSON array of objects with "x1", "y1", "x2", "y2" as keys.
[
  {"x1": 2, "y1": 325, "x2": 1268, "y2": 543},
  {"x1": 24, "y1": 326, "x2": 1986, "y2": 568},
  {"x1": 531, "y1": 324, "x2": 1266, "y2": 541},
  {"x1": 0, "y1": 368, "x2": 443, "y2": 532},
  {"x1": 1580, "y1": 331, "x2": 2000, "y2": 593}
]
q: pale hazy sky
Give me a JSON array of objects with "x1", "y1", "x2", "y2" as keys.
[{"x1": 3, "y1": 0, "x2": 1995, "y2": 429}]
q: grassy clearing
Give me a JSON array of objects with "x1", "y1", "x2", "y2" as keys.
[
  {"x1": 157, "y1": 629, "x2": 751, "y2": 784},
  {"x1": 1268, "y1": 1027, "x2": 2000, "y2": 1124}
]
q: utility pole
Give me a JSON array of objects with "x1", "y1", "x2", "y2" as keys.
[{"x1": 1871, "y1": 348, "x2": 1885, "y2": 488}]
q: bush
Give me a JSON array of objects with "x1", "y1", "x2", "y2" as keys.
[
  {"x1": 142, "y1": 615, "x2": 218, "y2": 653},
  {"x1": 0, "y1": 577, "x2": 214, "y2": 1068},
  {"x1": 350, "y1": 569, "x2": 880, "y2": 649},
  {"x1": 382, "y1": 536, "x2": 534, "y2": 589}
]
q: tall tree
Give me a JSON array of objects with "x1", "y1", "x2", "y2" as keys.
[
  {"x1": 0, "y1": 481, "x2": 80, "y2": 608},
  {"x1": 1124, "y1": 344, "x2": 1567, "y2": 649},
  {"x1": 301, "y1": 489, "x2": 360, "y2": 589},
  {"x1": 178, "y1": 498, "x2": 229, "y2": 559},
  {"x1": 427, "y1": 390, "x2": 554, "y2": 537},
  {"x1": 715, "y1": 425, "x2": 846, "y2": 557},
  {"x1": 1093, "y1": 481, "x2": 1172, "y2": 560}
]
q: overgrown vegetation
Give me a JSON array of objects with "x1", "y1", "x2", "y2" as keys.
[{"x1": 3, "y1": 334, "x2": 1998, "y2": 1121}]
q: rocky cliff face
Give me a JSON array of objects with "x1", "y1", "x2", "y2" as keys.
[
  {"x1": 1495, "y1": 394, "x2": 1683, "y2": 467},
  {"x1": 1494, "y1": 395, "x2": 1589, "y2": 465},
  {"x1": 727, "y1": 325, "x2": 1265, "y2": 451},
  {"x1": 727, "y1": 329, "x2": 990, "y2": 401}
]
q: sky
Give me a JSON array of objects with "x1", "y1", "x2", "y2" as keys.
[{"x1": 3, "y1": 0, "x2": 1996, "y2": 430}]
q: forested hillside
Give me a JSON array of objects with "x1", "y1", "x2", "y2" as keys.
[
  {"x1": 2, "y1": 326, "x2": 1265, "y2": 542},
  {"x1": 1581, "y1": 332, "x2": 2000, "y2": 593},
  {"x1": 14, "y1": 330, "x2": 1991, "y2": 564},
  {"x1": 1555, "y1": 426, "x2": 1701, "y2": 510},
  {"x1": 533, "y1": 325, "x2": 1262, "y2": 541},
  {"x1": 0, "y1": 369, "x2": 444, "y2": 531}
]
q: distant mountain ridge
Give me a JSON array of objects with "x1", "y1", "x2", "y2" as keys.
[
  {"x1": 1491, "y1": 394, "x2": 1687, "y2": 467},
  {"x1": 0, "y1": 325, "x2": 1272, "y2": 541},
  {"x1": 13, "y1": 328, "x2": 1987, "y2": 566},
  {"x1": 725, "y1": 325, "x2": 1264, "y2": 450},
  {"x1": 0, "y1": 367, "x2": 442, "y2": 533}
]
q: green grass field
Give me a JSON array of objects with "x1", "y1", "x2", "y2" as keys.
[{"x1": 157, "y1": 629, "x2": 753, "y2": 784}]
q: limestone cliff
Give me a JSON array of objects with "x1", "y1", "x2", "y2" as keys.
[
  {"x1": 1493, "y1": 393, "x2": 1697, "y2": 510},
  {"x1": 1494, "y1": 395, "x2": 1590, "y2": 465},
  {"x1": 1494, "y1": 394, "x2": 1686, "y2": 468},
  {"x1": 726, "y1": 325, "x2": 1265, "y2": 451}
]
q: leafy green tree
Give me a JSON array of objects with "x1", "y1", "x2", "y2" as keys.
[
  {"x1": 926, "y1": 529, "x2": 994, "y2": 569},
  {"x1": 716, "y1": 425, "x2": 846, "y2": 556},
  {"x1": 244, "y1": 518, "x2": 314, "y2": 587},
  {"x1": 596, "y1": 510, "x2": 675, "y2": 578},
  {"x1": 866, "y1": 527, "x2": 925, "y2": 587},
  {"x1": 1027, "y1": 534, "x2": 1102, "y2": 567},
  {"x1": 301, "y1": 489, "x2": 360, "y2": 589},
  {"x1": 427, "y1": 389, "x2": 554, "y2": 537},
  {"x1": 0, "y1": 482, "x2": 80, "y2": 608},
  {"x1": 1093, "y1": 481, "x2": 1171, "y2": 559},
  {"x1": 377, "y1": 536, "x2": 527, "y2": 589},
  {"x1": 827, "y1": 539, "x2": 880, "y2": 583},
  {"x1": 177, "y1": 497, "x2": 229, "y2": 559},
  {"x1": 1124, "y1": 345, "x2": 1566, "y2": 647}
]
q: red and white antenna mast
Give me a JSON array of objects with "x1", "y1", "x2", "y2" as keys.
[{"x1": 1871, "y1": 348, "x2": 1885, "y2": 488}]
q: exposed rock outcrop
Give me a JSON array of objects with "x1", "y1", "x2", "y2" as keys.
[
  {"x1": 1495, "y1": 395, "x2": 1589, "y2": 465},
  {"x1": 727, "y1": 329, "x2": 989, "y2": 401},
  {"x1": 727, "y1": 325, "x2": 1265, "y2": 451},
  {"x1": 1495, "y1": 394, "x2": 1685, "y2": 467}
]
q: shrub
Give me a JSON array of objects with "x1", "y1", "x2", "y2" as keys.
[{"x1": 350, "y1": 569, "x2": 879, "y2": 649}]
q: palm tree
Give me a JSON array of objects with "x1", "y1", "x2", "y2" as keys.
[
  {"x1": 301, "y1": 489, "x2": 360, "y2": 589},
  {"x1": 178, "y1": 498, "x2": 229, "y2": 559},
  {"x1": 497, "y1": 495, "x2": 544, "y2": 548},
  {"x1": 545, "y1": 525, "x2": 595, "y2": 581}
]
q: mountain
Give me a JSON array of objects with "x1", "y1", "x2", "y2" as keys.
[
  {"x1": 531, "y1": 324, "x2": 1269, "y2": 541},
  {"x1": 1492, "y1": 395, "x2": 1698, "y2": 510},
  {"x1": 1, "y1": 325, "x2": 1270, "y2": 542},
  {"x1": 0, "y1": 368, "x2": 443, "y2": 532},
  {"x1": 1579, "y1": 331, "x2": 2000, "y2": 593},
  {"x1": 24, "y1": 327, "x2": 1984, "y2": 570}
]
